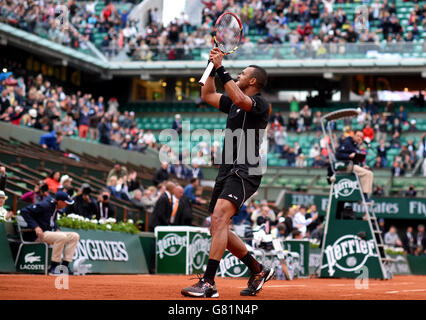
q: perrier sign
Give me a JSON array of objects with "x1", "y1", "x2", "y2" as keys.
[
  {"x1": 323, "y1": 234, "x2": 378, "y2": 277},
  {"x1": 155, "y1": 226, "x2": 210, "y2": 275},
  {"x1": 320, "y1": 173, "x2": 390, "y2": 279}
]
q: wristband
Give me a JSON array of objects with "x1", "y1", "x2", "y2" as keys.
[
  {"x1": 216, "y1": 66, "x2": 232, "y2": 85},
  {"x1": 209, "y1": 62, "x2": 216, "y2": 77}
]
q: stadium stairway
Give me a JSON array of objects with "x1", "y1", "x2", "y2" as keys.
[{"x1": 0, "y1": 136, "x2": 212, "y2": 229}]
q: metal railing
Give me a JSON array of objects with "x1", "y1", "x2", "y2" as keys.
[{"x1": 126, "y1": 41, "x2": 426, "y2": 62}]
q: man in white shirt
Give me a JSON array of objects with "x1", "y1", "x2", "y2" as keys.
[
  {"x1": 384, "y1": 226, "x2": 402, "y2": 247},
  {"x1": 274, "y1": 126, "x2": 287, "y2": 154},
  {"x1": 322, "y1": 0, "x2": 335, "y2": 13},
  {"x1": 143, "y1": 130, "x2": 157, "y2": 147},
  {"x1": 293, "y1": 206, "x2": 318, "y2": 237}
]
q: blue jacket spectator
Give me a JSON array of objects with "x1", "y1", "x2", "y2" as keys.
[
  {"x1": 39, "y1": 130, "x2": 62, "y2": 151},
  {"x1": 183, "y1": 178, "x2": 206, "y2": 205},
  {"x1": 395, "y1": 106, "x2": 408, "y2": 123},
  {"x1": 232, "y1": 204, "x2": 250, "y2": 225}
]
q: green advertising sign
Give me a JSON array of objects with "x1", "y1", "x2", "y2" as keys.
[
  {"x1": 0, "y1": 222, "x2": 15, "y2": 272},
  {"x1": 188, "y1": 231, "x2": 210, "y2": 275},
  {"x1": 217, "y1": 250, "x2": 251, "y2": 278},
  {"x1": 319, "y1": 173, "x2": 389, "y2": 279},
  {"x1": 155, "y1": 226, "x2": 210, "y2": 275},
  {"x1": 285, "y1": 192, "x2": 426, "y2": 220},
  {"x1": 62, "y1": 228, "x2": 148, "y2": 274},
  {"x1": 16, "y1": 243, "x2": 49, "y2": 274}
]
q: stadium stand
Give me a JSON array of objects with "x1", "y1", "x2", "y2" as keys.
[
  {"x1": 0, "y1": 134, "x2": 212, "y2": 229},
  {"x1": 0, "y1": 0, "x2": 425, "y2": 251},
  {"x1": 1, "y1": 0, "x2": 425, "y2": 62}
]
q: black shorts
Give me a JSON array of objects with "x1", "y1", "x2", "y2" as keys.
[{"x1": 208, "y1": 171, "x2": 261, "y2": 214}]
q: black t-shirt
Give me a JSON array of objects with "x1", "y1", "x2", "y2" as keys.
[{"x1": 217, "y1": 93, "x2": 269, "y2": 180}]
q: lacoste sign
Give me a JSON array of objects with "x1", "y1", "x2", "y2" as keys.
[
  {"x1": 25, "y1": 252, "x2": 41, "y2": 263},
  {"x1": 323, "y1": 235, "x2": 378, "y2": 276},
  {"x1": 157, "y1": 233, "x2": 187, "y2": 259},
  {"x1": 19, "y1": 251, "x2": 45, "y2": 271}
]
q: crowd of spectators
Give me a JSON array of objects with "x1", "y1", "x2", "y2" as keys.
[
  {"x1": 266, "y1": 96, "x2": 426, "y2": 179},
  {"x1": 0, "y1": 68, "x2": 210, "y2": 183},
  {"x1": 0, "y1": 160, "x2": 209, "y2": 228},
  {"x1": 228, "y1": 201, "x2": 324, "y2": 244},
  {"x1": 228, "y1": 198, "x2": 426, "y2": 256},
  {"x1": 384, "y1": 224, "x2": 426, "y2": 256},
  {"x1": 2, "y1": 0, "x2": 426, "y2": 61},
  {"x1": 1, "y1": 65, "x2": 425, "y2": 182},
  {"x1": 0, "y1": 0, "x2": 88, "y2": 49}
]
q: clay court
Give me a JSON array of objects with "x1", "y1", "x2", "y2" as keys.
[{"x1": 1, "y1": 274, "x2": 426, "y2": 300}]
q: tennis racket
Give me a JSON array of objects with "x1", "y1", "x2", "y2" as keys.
[{"x1": 198, "y1": 12, "x2": 243, "y2": 86}]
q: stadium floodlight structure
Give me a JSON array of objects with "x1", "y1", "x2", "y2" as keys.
[{"x1": 318, "y1": 108, "x2": 393, "y2": 280}]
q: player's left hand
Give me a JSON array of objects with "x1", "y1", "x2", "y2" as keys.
[{"x1": 209, "y1": 47, "x2": 224, "y2": 69}]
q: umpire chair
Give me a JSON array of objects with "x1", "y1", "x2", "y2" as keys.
[{"x1": 318, "y1": 109, "x2": 392, "y2": 279}]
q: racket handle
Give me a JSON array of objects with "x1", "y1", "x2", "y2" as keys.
[{"x1": 199, "y1": 61, "x2": 215, "y2": 86}]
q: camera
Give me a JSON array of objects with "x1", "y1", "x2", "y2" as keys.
[
  {"x1": 40, "y1": 184, "x2": 49, "y2": 193},
  {"x1": 102, "y1": 194, "x2": 109, "y2": 201},
  {"x1": 82, "y1": 187, "x2": 92, "y2": 195}
]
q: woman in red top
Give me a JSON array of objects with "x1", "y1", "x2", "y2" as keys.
[
  {"x1": 362, "y1": 123, "x2": 375, "y2": 142},
  {"x1": 44, "y1": 171, "x2": 61, "y2": 193}
]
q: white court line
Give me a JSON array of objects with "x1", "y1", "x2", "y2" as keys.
[
  {"x1": 402, "y1": 289, "x2": 426, "y2": 292},
  {"x1": 386, "y1": 291, "x2": 400, "y2": 294},
  {"x1": 237, "y1": 284, "x2": 307, "y2": 288},
  {"x1": 268, "y1": 285, "x2": 307, "y2": 288},
  {"x1": 328, "y1": 284, "x2": 346, "y2": 287},
  {"x1": 340, "y1": 294, "x2": 362, "y2": 297}
]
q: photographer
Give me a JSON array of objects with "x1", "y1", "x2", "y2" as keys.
[
  {"x1": 21, "y1": 180, "x2": 51, "y2": 204},
  {"x1": 96, "y1": 189, "x2": 116, "y2": 220},
  {"x1": 65, "y1": 183, "x2": 98, "y2": 218}
]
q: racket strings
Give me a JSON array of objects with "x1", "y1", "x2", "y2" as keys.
[{"x1": 215, "y1": 14, "x2": 242, "y2": 53}]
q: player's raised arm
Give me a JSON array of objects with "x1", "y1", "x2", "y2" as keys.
[
  {"x1": 200, "y1": 63, "x2": 222, "y2": 109},
  {"x1": 209, "y1": 48, "x2": 258, "y2": 112}
]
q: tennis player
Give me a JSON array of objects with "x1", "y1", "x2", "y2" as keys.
[{"x1": 181, "y1": 47, "x2": 274, "y2": 298}]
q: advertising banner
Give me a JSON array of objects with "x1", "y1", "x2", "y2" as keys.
[
  {"x1": 155, "y1": 226, "x2": 210, "y2": 275},
  {"x1": 0, "y1": 222, "x2": 15, "y2": 272},
  {"x1": 285, "y1": 192, "x2": 426, "y2": 220},
  {"x1": 16, "y1": 243, "x2": 48, "y2": 274},
  {"x1": 319, "y1": 174, "x2": 388, "y2": 279},
  {"x1": 62, "y1": 228, "x2": 148, "y2": 274}
]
